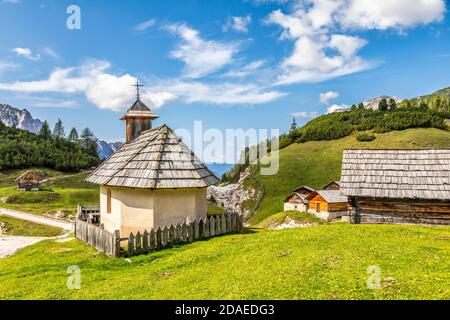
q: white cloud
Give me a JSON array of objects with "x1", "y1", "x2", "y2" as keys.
[
  {"x1": 12, "y1": 47, "x2": 41, "y2": 61},
  {"x1": 19, "y1": 96, "x2": 78, "y2": 108},
  {"x1": 3, "y1": 0, "x2": 20, "y2": 3},
  {"x1": 327, "y1": 103, "x2": 349, "y2": 113},
  {"x1": 42, "y1": 47, "x2": 60, "y2": 60},
  {"x1": 338, "y1": 0, "x2": 445, "y2": 30},
  {"x1": 291, "y1": 111, "x2": 318, "y2": 118},
  {"x1": 266, "y1": 0, "x2": 445, "y2": 85},
  {"x1": 159, "y1": 80, "x2": 287, "y2": 105},
  {"x1": 134, "y1": 19, "x2": 156, "y2": 31},
  {"x1": 319, "y1": 91, "x2": 339, "y2": 105},
  {"x1": 0, "y1": 58, "x2": 285, "y2": 110},
  {"x1": 223, "y1": 16, "x2": 252, "y2": 33},
  {"x1": 223, "y1": 60, "x2": 266, "y2": 78},
  {"x1": 166, "y1": 23, "x2": 239, "y2": 78},
  {"x1": 0, "y1": 61, "x2": 17, "y2": 73}
]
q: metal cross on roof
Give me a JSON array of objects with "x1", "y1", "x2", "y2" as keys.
[{"x1": 132, "y1": 78, "x2": 144, "y2": 100}]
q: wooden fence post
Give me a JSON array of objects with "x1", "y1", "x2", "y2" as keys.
[
  {"x1": 210, "y1": 216, "x2": 216, "y2": 237},
  {"x1": 143, "y1": 230, "x2": 149, "y2": 253},
  {"x1": 169, "y1": 225, "x2": 175, "y2": 244},
  {"x1": 156, "y1": 227, "x2": 162, "y2": 250},
  {"x1": 113, "y1": 230, "x2": 120, "y2": 257},
  {"x1": 193, "y1": 219, "x2": 199, "y2": 240},
  {"x1": 187, "y1": 222, "x2": 194, "y2": 243},
  {"x1": 198, "y1": 219, "x2": 204, "y2": 239},
  {"x1": 226, "y1": 214, "x2": 232, "y2": 233},
  {"x1": 237, "y1": 214, "x2": 243, "y2": 233},
  {"x1": 181, "y1": 222, "x2": 187, "y2": 242},
  {"x1": 220, "y1": 215, "x2": 227, "y2": 234},
  {"x1": 128, "y1": 233, "x2": 135, "y2": 257},
  {"x1": 135, "y1": 231, "x2": 142, "y2": 254},
  {"x1": 176, "y1": 224, "x2": 182, "y2": 242},
  {"x1": 163, "y1": 226, "x2": 169, "y2": 247},
  {"x1": 215, "y1": 216, "x2": 221, "y2": 235},
  {"x1": 149, "y1": 229, "x2": 156, "y2": 250},
  {"x1": 204, "y1": 218, "x2": 210, "y2": 238}
]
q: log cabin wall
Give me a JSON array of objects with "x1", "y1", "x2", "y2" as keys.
[{"x1": 351, "y1": 197, "x2": 450, "y2": 225}]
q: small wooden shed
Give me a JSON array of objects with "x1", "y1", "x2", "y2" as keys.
[
  {"x1": 323, "y1": 180, "x2": 341, "y2": 190},
  {"x1": 341, "y1": 149, "x2": 450, "y2": 225},
  {"x1": 283, "y1": 186, "x2": 315, "y2": 212},
  {"x1": 305, "y1": 190, "x2": 348, "y2": 220},
  {"x1": 15, "y1": 171, "x2": 40, "y2": 191}
]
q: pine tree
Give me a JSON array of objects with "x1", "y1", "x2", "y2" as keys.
[
  {"x1": 53, "y1": 119, "x2": 65, "y2": 138},
  {"x1": 388, "y1": 98, "x2": 397, "y2": 110},
  {"x1": 290, "y1": 117, "x2": 297, "y2": 131},
  {"x1": 68, "y1": 127, "x2": 79, "y2": 142},
  {"x1": 39, "y1": 121, "x2": 52, "y2": 139},
  {"x1": 358, "y1": 103, "x2": 365, "y2": 110},
  {"x1": 378, "y1": 98, "x2": 388, "y2": 112},
  {"x1": 80, "y1": 127, "x2": 98, "y2": 157}
]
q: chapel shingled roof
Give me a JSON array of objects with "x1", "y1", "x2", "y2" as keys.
[
  {"x1": 340, "y1": 149, "x2": 450, "y2": 200},
  {"x1": 86, "y1": 124, "x2": 219, "y2": 189},
  {"x1": 119, "y1": 99, "x2": 159, "y2": 120}
]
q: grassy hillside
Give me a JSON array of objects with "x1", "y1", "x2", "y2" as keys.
[
  {"x1": 0, "y1": 170, "x2": 98, "y2": 218},
  {"x1": 0, "y1": 223, "x2": 448, "y2": 299},
  {"x1": 250, "y1": 128, "x2": 450, "y2": 225},
  {"x1": 0, "y1": 216, "x2": 63, "y2": 237}
]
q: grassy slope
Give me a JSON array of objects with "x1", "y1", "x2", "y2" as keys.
[
  {"x1": 250, "y1": 128, "x2": 450, "y2": 225},
  {"x1": 0, "y1": 172, "x2": 98, "y2": 217},
  {"x1": 0, "y1": 216, "x2": 63, "y2": 237},
  {"x1": 0, "y1": 224, "x2": 448, "y2": 300},
  {"x1": 256, "y1": 211, "x2": 325, "y2": 229}
]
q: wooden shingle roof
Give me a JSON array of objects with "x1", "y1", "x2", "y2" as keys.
[
  {"x1": 119, "y1": 99, "x2": 159, "y2": 120},
  {"x1": 305, "y1": 190, "x2": 348, "y2": 203},
  {"x1": 86, "y1": 124, "x2": 219, "y2": 189},
  {"x1": 340, "y1": 149, "x2": 450, "y2": 200}
]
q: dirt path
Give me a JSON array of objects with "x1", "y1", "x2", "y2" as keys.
[
  {"x1": 0, "y1": 208, "x2": 73, "y2": 231},
  {"x1": 0, "y1": 235, "x2": 47, "y2": 258}
]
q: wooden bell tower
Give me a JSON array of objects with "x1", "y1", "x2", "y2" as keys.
[{"x1": 120, "y1": 78, "x2": 159, "y2": 143}]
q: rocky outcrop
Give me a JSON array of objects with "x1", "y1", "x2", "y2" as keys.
[
  {"x1": 363, "y1": 96, "x2": 401, "y2": 110},
  {"x1": 207, "y1": 167, "x2": 264, "y2": 219}
]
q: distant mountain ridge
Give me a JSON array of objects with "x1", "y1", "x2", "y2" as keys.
[
  {"x1": 0, "y1": 104, "x2": 43, "y2": 133},
  {"x1": 0, "y1": 103, "x2": 122, "y2": 159}
]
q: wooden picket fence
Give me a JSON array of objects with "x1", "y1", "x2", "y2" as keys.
[
  {"x1": 74, "y1": 218, "x2": 119, "y2": 257},
  {"x1": 74, "y1": 213, "x2": 242, "y2": 258},
  {"x1": 124, "y1": 213, "x2": 243, "y2": 257}
]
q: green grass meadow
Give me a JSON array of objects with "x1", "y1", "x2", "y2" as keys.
[
  {"x1": 0, "y1": 216, "x2": 64, "y2": 237},
  {"x1": 0, "y1": 223, "x2": 448, "y2": 299}
]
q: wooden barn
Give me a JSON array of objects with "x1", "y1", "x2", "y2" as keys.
[
  {"x1": 341, "y1": 149, "x2": 450, "y2": 225},
  {"x1": 305, "y1": 190, "x2": 348, "y2": 221},
  {"x1": 15, "y1": 171, "x2": 40, "y2": 191},
  {"x1": 283, "y1": 186, "x2": 315, "y2": 212}
]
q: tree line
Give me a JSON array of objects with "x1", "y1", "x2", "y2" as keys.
[{"x1": 0, "y1": 118, "x2": 100, "y2": 172}]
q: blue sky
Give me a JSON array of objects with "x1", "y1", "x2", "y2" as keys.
[{"x1": 0, "y1": 0, "x2": 449, "y2": 149}]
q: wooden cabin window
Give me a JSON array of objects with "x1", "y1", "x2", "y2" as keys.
[
  {"x1": 316, "y1": 202, "x2": 320, "y2": 213},
  {"x1": 107, "y1": 188, "x2": 111, "y2": 214}
]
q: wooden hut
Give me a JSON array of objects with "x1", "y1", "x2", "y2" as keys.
[
  {"x1": 305, "y1": 190, "x2": 348, "y2": 220},
  {"x1": 86, "y1": 89, "x2": 219, "y2": 235},
  {"x1": 283, "y1": 186, "x2": 315, "y2": 212},
  {"x1": 15, "y1": 171, "x2": 40, "y2": 191},
  {"x1": 323, "y1": 180, "x2": 341, "y2": 190},
  {"x1": 340, "y1": 149, "x2": 450, "y2": 225}
]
